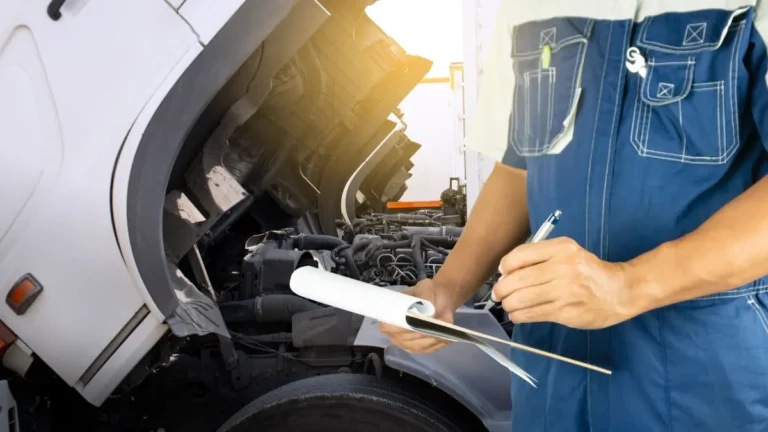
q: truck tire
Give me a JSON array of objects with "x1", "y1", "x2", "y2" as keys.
[{"x1": 216, "y1": 373, "x2": 482, "y2": 432}]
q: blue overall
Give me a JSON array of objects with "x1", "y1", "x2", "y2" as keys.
[{"x1": 466, "y1": 2, "x2": 768, "y2": 431}]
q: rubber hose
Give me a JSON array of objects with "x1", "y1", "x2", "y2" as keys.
[
  {"x1": 219, "y1": 295, "x2": 321, "y2": 323},
  {"x1": 257, "y1": 295, "x2": 320, "y2": 322},
  {"x1": 420, "y1": 238, "x2": 450, "y2": 256},
  {"x1": 384, "y1": 235, "x2": 456, "y2": 249},
  {"x1": 343, "y1": 239, "x2": 370, "y2": 280},
  {"x1": 402, "y1": 226, "x2": 464, "y2": 237},
  {"x1": 411, "y1": 237, "x2": 427, "y2": 280},
  {"x1": 351, "y1": 239, "x2": 372, "y2": 253},
  {"x1": 381, "y1": 240, "x2": 411, "y2": 249},
  {"x1": 294, "y1": 234, "x2": 346, "y2": 250},
  {"x1": 420, "y1": 236, "x2": 458, "y2": 247},
  {"x1": 343, "y1": 247, "x2": 361, "y2": 279},
  {"x1": 364, "y1": 353, "x2": 383, "y2": 378}
]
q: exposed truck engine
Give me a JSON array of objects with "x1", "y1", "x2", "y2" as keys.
[{"x1": 12, "y1": 208, "x2": 504, "y2": 431}]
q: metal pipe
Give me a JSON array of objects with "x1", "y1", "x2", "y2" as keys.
[{"x1": 402, "y1": 226, "x2": 463, "y2": 237}]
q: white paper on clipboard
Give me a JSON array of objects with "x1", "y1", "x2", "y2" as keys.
[
  {"x1": 290, "y1": 267, "x2": 612, "y2": 385},
  {"x1": 289, "y1": 266, "x2": 538, "y2": 385}
]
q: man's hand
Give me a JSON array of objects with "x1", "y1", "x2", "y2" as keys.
[
  {"x1": 493, "y1": 237, "x2": 639, "y2": 329},
  {"x1": 379, "y1": 279, "x2": 458, "y2": 354}
]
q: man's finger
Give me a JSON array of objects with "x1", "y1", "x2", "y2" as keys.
[
  {"x1": 392, "y1": 331, "x2": 435, "y2": 342},
  {"x1": 415, "y1": 343, "x2": 448, "y2": 354},
  {"x1": 379, "y1": 321, "x2": 418, "y2": 335},
  {"x1": 401, "y1": 338, "x2": 448, "y2": 354},
  {"x1": 499, "y1": 237, "x2": 578, "y2": 275},
  {"x1": 378, "y1": 322, "x2": 403, "y2": 336},
  {"x1": 508, "y1": 301, "x2": 560, "y2": 324},
  {"x1": 500, "y1": 284, "x2": 557, "y2": 313},
  {"x1": 493, "y1": 261, "x2": 557, "y2": 301}
]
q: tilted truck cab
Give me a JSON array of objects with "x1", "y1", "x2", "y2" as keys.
[{"x1": 0, "y1": 1, "x2": 513, "y2": 430}]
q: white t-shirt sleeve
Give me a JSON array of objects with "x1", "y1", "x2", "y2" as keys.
[{"x1": 463, "y1": 1, "x2": 525, "y2": 169}]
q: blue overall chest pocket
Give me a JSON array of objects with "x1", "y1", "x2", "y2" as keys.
[
  {"x1": 627, "y1": 8, "x2": 749, "y2": 165},
  {"x1": 509, "y1": 18, "x2": 592, "y2": 157}
]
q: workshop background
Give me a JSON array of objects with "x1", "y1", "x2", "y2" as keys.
[{"x1": 369, "y1": 0, "x2": 500, "y2": 209}]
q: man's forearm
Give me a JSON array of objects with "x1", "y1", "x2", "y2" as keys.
[
  {"x1": 627, "y1": 175, "x2": 768, "y2": 313},
  {"x1": 434, "y1": 163, "x2": 530, "y2": 308}
]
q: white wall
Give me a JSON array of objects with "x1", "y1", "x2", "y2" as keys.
[
  {"x1": 367, "y1": 0, "x2": 464, "y2": 201},
  {"x1": 462, "y1": 0, "x2": 502, "y2": 211},
  {"x1": 397, "y1": 82, "x2": 459, "y2": 201},
  {"x1": 367, "y1": 0, "x2": 505, "y2": 204}
]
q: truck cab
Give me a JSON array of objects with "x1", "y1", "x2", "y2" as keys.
[{"x1": 0, "y1": 1, "x2": 512, "y2": 430}]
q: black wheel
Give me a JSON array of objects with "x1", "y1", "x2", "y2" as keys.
[{"x1": 217, "y1": 373, "x2": 484, "y2": 432}]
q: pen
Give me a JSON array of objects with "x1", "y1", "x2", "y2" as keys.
[
  {"x1": 482, "y1": 210, "x2": 562, "y2": 311},
  {"x1": 528, "y1": 209, "x2": 562, "y2": 243}
]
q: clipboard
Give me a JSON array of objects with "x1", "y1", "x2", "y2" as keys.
[{"x1": 290, "y1": 266, "x2": 611, "y2": 386}]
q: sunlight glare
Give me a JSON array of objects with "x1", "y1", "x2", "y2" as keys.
[{"x1": 367, "y1": 0, "x2": 463, "y2": 77}]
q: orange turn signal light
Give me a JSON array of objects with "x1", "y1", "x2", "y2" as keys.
[{"x1": 7, "y1": 275, "x2": 43, "y2": 315}]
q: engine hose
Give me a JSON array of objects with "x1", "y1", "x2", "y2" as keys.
[
  {"x1": 420, "y1": 235, "x2": 458, "y2": 247},
  {"x1": 381, "y1": 214, "x2": 431, "y2": 221},
  {"x1": 293, "y1": 234, "x2": 346, "y2": 250},
  {"x1": 343, "y1": 247, "x2": 360, "y2": 279},
  {"x1": 343, "y1": 239, "x2": 372, "y2": 280},
  {"x1": 364, "y1": 352, "x2": 383, "y2": 378},
  {"x1": 411, "y1": 236, "x2": 427, "y2": 280},
  {"x1": 402, "y1": 226, "x2": 464, "y2": 237},
  {"x1": 381, "y1": 240, "x2": 411, "y2": 249},
  {"x1": 382, "y1": 235, "x2": 456, "y2": 250},
  {"x1": 420, "y1": 238, "x2": 450, "y2": 256},
  {"x1": 331, "y1": 244, "x2": 350, "y2": 265},
  {"x1": 351, "y1": 239, "x2": 372, "y2": 253},
  {"x1": 219, "y1": 295, "x2": 321, "y2": 323},
  {"x1": 361, "y1": 242, "x2": 381, "y2": 262}
]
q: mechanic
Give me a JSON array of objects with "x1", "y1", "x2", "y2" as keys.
[{"x1": 381, "y1": 1, "x2": 768, "y2": 431}]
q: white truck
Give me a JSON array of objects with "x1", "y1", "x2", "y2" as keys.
[{"x1": 0, "y1": 1, "x2": 513, "y2": 430}]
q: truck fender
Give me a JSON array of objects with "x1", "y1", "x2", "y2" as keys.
[{"x1": 354, "y1": 308, "x2": 512, "y2": 432}]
